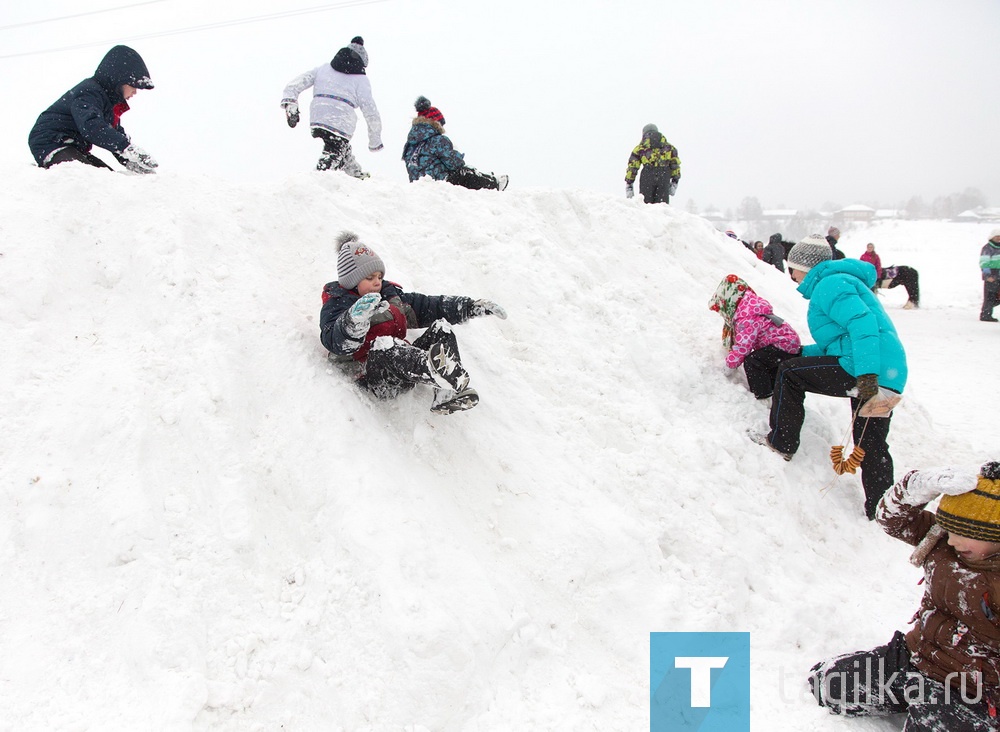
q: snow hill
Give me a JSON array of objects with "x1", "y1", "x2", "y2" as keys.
[{"x1": 1, "y1": 164, "x2": 997, "y2": 731}]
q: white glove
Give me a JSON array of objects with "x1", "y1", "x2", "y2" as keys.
[
  {"x1": 471, "y1": 299, "x2": 507, "y2": 320},
  {"x1": 723, "y1": 363, "x2": 739, "y2": 379},
  {"x1": 898, "y1": 468, "x2": 978, "y2": 506},
  {"x1": 121, "y1": 144, "x2": 157, "y2": 174},
  {"x1": 625, "y1": 183, "x2": 634, "y2": 199},
  {"x1": 344, "y1": 293, "x2": 388, "y2": 337},
  {"x1": 669, "y1": 181, "x2": 678, "y2": 196}
]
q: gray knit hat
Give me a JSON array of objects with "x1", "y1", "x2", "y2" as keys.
[
  {"x1": 642, "y1": 123, "x2": 659, "y2": 137},
  {"x1": 336, "y1": 231, "x2": 384, "y2": 290},
  {"x1": 787, "y1": 234, "x2": 833, "y2": 273}
]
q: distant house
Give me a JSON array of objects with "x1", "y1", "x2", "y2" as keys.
[
  {"x1": 834, "y1": 204, "x2": 876, "y2": 225},
  {"x1": 874, "y1": 209, "x2": 901, "y2": 220},
  {"x1": 955, "y1": 209, "x2": 981, "y2": 223}
]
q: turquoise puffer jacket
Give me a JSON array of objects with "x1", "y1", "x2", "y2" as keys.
[{"x1": 797, "y1": 259, "x2": 908, "y2": 392}]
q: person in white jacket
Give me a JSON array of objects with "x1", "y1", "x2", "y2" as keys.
[{"x1": 280, "y1": 36, "x2": 383, "y2": 178}]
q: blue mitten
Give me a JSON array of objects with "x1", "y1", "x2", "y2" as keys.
[{"x1": 345, "y1": 293, "x2": 388, "y2": 337}]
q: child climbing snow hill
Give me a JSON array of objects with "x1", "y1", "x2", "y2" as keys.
[
  {"x1": 319, "y1": 231, "x2": 506, "y2": 414},
  {"x1": 708, "y1": 274, "x2": 801, "y2": 400}
]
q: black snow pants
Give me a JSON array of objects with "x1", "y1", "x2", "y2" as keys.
[
  {"x1": 768, "y1": 356, "x2": 895, "y2": 518},
  {"x1": 982, "y1": 277, "x2": 999, "y2": 319},
  {"x1": 809, "y1": 631, "x2": 996, "y2": 730},
  {"x1": 359, "y1": 320, "x2": 461, "y2": 400},
  {"x1": 446, "y1": 166, "x2": 499, "y2": 191},
  {"x1": 638, "y1": 166, "x2": 671, "y2": 204},
  {"x1": 742, "y1": 345, "x2": 801, "y2": 400},
  {"x1": 45, "y1": 147, "x2": 114, "y2": 170}
]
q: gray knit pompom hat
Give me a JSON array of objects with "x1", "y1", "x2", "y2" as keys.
[
  {"x1": 787, "y1": 234, "x2": 833, "y2": 274},
  {"x1": 336, "y1": 231, "x2": 384, "y2": 290}
]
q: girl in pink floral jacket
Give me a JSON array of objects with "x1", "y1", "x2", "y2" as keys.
[{"x1": 709, "y1": 274, "x2": 802, "y2": 399}]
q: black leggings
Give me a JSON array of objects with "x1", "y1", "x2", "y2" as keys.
[{"x1": 769, "y1": 356, "x2": 894, "y2": 515}]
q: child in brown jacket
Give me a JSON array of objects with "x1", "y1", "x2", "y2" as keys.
[{"x1": 809, "y1": 462, "x2": 1000, "y2": 730}]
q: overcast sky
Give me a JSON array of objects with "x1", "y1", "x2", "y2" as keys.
[{"x1": 2, "y1": 0, "x2": 998, "y2": 212}]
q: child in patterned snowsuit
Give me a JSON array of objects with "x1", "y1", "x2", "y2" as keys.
[
  {"x1": 319, "y1": 231, "x2": 506, "y2": 414},
  {"x1": 401, "y1": 96, "x2": 507, "y2": 191},
  {"x1": 809, "y1": 462, "x2": 1000, "y2": 731},
  {"x1": 708, "y1": 275, "x2": 801, "y2": 399},
  {"x1": 624, "y1": 123, "x2": 680, "y2": 204}
]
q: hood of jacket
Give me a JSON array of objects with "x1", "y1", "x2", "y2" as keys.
[
  {"x1": 94, "y1": 45, "x2": 153, "y2": 101},
  {"x1": 330, "y1": 45, "x2": 366, "y2": 75},
  {"x1": 406, "y1": 117, "x2": 444, "y2": 143},
  {"x1": 797, "y1": 258, "x2": 877, "y2": 299}
]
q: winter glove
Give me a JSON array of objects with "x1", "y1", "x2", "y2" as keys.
[
  {"x1": 344, "y1": 293, "x2": 388, "y2": 337},
  {"x1": 470, "y1": 299, "x2": 507, "y2": 320},
  {"x1": 896, "y1": 468, "x2": 978, "y2": 507},
  {"x1": 723, "y1": 364, "x2": 739, "y2": 379},
  {"x1": 669, "y1": 180, "x2": 678, "y2": 196},
  {"x1": 855, "y1": 373, "x2": 879, "y2": 402},
  {"x1": 121, "y1": 144, "x2": 158, "y2": 174},
  {"x1": 284, "y1": 102, "x2": 300, "y2": 128},
  {"x1": 625, "y1": 183, "x2": 634, "y2": 199}
]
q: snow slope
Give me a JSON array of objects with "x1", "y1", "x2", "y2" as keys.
[{"x1": 0, "y1": 163, "x2": 997, "y2": 730}]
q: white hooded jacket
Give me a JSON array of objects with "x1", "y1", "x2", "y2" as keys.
[{"x1": 281, "y1": 64, "x2": 383, "y2": 151}]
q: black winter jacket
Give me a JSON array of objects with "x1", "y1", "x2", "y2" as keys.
[
  {"x1": 320, "y1": 280, "x2": 473, "y2": 358},
  {"x1": 28, "y1": 45, "x2": 153, "y2": 166}
]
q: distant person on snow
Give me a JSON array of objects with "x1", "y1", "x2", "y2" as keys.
[
  {"x1": 860, "y1": 242, "x2": 882, "y2": 279},
  {"x1": 979, "y1": 229, "x2": 1000, "y2": 322},
  {"x1": 709, "y1": 274, "x2": 802, "y2": 400},
  {"x1": 826, "y1": 226, "x2": 846, "y2": 260},
  {"x1": 624, "y1": 123, "x2": 680, "y2": 204},
  {"x1": 750, "y1": 234, "x2": 907, "y2": 520},
  {"x1": 319, "y1": 232, "x2": 507, "y2": 414},
  {"x1": 877, "y1": 264, "x2": 921, "y2": 309},
  {"x1": 810, "y1": 462, "x2": 1000, "y2": 731},
  {"x1": 401, "y1": 96, "x2": 508, "y2": 191},
  {"x1": 280, "y1": 36, "x2": 383, "y2": 178},
  {"x1": 762, "y1": 233, "x2": 786, "y2": 272},
  {"x1": 753, "y1": 241, "x2": 764, "y2": 259},
  {"x1": 28, "y1": 45, "x2": 157, "y2": 174}
]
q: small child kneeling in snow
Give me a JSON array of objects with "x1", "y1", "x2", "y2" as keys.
[
  {"x1": 319, "y1": 231, "x2": 506, "y2": 414},
  {"x1": 809, "y1": 462, "x2": 1000, "y2": 730},
  {"x1": 708, "y1": 274, "x2": 801, "y2": 399}
]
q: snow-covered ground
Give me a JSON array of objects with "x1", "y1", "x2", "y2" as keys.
[{"x1": 0, "y1": 163, "x2": 997, "y2": 730}]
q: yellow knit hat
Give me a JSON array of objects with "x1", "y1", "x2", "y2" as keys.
[{"x1": 937, "y1": 462, "x2": 1000, "y2": 542}]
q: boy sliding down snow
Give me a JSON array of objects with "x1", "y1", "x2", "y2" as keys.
[
  {"x1": 319, "y1": 232, "x2": 506, "y2": 414},
  {"x1": 809, "y1": 462, "x2": 1000, "y2": 731}
]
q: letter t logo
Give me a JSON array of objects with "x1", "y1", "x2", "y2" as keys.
[{"x1": 674, "y1": 656, "x2": 729, "y2": 707}]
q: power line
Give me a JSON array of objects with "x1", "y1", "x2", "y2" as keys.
[
  {"x1": 0, "y1": 0, "x2": 389, "y2": 59},
  {"x1": 0, "y1": 1, "x2": 167, "y2": 32}
]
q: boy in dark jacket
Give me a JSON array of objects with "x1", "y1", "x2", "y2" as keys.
[
  {"x1": 809, "y1": 462, "x2": 1000, "y2": 731},
  {"x1": 320, "y1": 231, "x2": 506, "y2": 414},
  {"x1": 401, "y1": 96, "x2": 507, "y2": 191},
  {"x1": 762, "y1": 233, "x2": 786, "y2": 272},
  {"x1": 28, "y1": 45, "x2": 157, "y2": 173}
]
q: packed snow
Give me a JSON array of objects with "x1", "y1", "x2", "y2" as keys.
[{"x1": 0, "y1": 163, "x2": 997, "y2": 730}]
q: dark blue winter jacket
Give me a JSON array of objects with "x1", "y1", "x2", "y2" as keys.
[
  {"x1": 320, "y1": 279, "x2": 473, "y2": 358},
  {"x1": 797, "y1": 259, "x2": 908, "y2": 392},
  {"x1": 28, "y1": 45, "x2": 153, "y2": 167},
  {"x1": 401, "y1": 118, "x2": 465, "y2": 182}
]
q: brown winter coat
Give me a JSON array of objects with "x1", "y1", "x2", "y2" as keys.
[{"x1": 878, "y1": 481, "x2": 1000, "y2": 693}]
